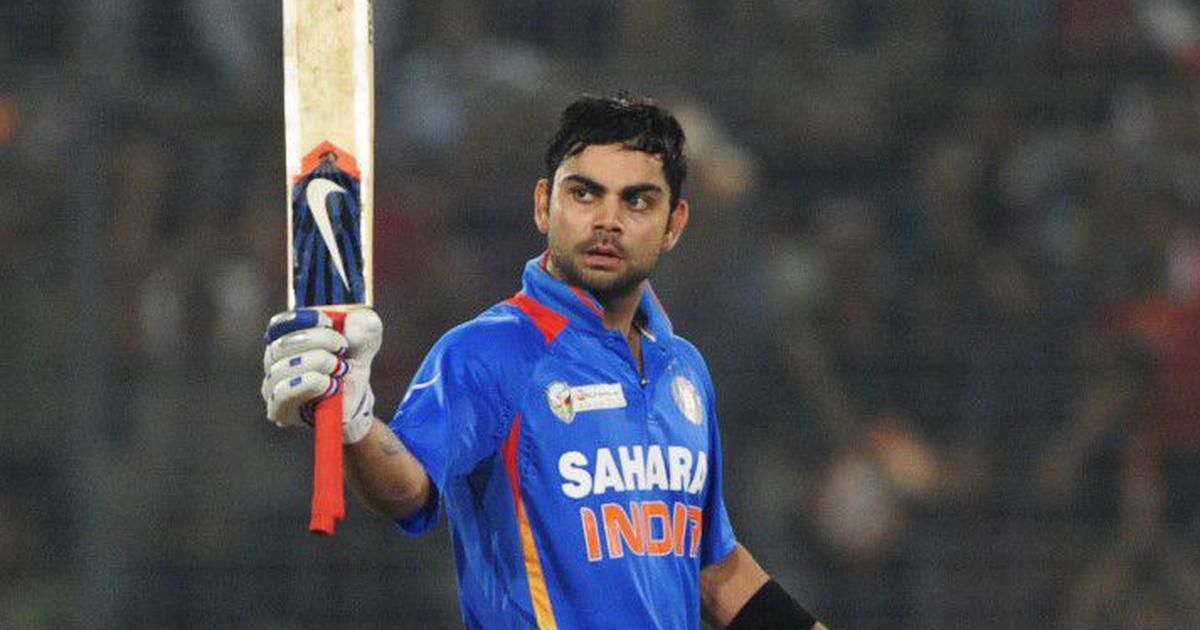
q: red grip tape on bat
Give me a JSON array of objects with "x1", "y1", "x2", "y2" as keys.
[{"x1": 310, "y1": 309, "x2": 347, "y2": 535}]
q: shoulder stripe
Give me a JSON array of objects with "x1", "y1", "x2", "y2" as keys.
[
  {"x1": 501, "y1": 413, "x2": 559, "y2": 629},
  {"x1": 505, "y1": 292, "x2": 568, "y2": 344}
]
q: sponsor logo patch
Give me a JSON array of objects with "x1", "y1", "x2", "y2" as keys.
[
  {"x1": 570, "y1": 382, "x2": 627, "y2": 414},
  {"x1": 546, "y1": 382, "x2": 627, "y2": 423}
]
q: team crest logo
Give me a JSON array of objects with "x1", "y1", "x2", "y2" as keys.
[
  {"x1": 546, "y1": 381, "x2": 574, "y2": 423},
  {"x1": 671, "y1": 376, "x2": 705, "y2": 425}
]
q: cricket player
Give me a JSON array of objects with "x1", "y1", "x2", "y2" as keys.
[{"x1": 262, "y1": 95, "x2": 825, "y2": 629}]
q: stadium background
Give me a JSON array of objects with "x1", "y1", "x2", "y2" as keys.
[{"x1": 3, "y1": 1, "x2": 1200, "y2": 628}]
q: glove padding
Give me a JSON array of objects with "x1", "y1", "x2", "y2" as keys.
[{"x1": 261, "y1": 308, "x2": 382, "y2": 444}]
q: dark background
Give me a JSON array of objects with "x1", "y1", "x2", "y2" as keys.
[{"x1": 3, "y1": 1, "x2": 1200, "y2": 628}]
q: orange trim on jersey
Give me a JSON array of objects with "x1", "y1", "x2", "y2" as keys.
[
  {"x1": 506, "y1": 292, "x2": 568, "y2": 344},
  {"x1": 296, "y1": 140, "x2": 362, "y2": 181},
  {"x1": 501, "y1": 414, "x2": 559, "y2": 630}
]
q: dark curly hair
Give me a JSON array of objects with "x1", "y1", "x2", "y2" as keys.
[{"x1": 544, "y1": 93, "x2": 688, "y2": 210}]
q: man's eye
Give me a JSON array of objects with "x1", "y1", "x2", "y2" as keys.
[
  {"x1": 626, "y1": 196, "x2": 649, "y2": 210},
  {"x1": 571, "y1": 188, "x2": 595, "y2": 202}
]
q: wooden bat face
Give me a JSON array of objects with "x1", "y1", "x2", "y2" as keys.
[{"x1": 284, "y1": 0, "x2": 374, "y2": 310}]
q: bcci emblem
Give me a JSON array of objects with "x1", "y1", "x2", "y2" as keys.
[
  {"x1": 546, "y1": 381, "x2": 574, "y2": 423},
  {"x1": 671, "y1": 376, "x2": 705, "y2": 425}
]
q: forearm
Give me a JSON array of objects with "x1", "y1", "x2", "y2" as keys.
[
  {"x1": 344, "y1": 417, "x2": 432, "y2": 520},
  {"x1": 702, "y1": 544, "x2": 824, "y2": 629},
  {"x1": 702, "y1": 544, "x2": 769, "y2": 627}
]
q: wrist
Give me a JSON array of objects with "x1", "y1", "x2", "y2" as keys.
[{"x1": 727, "y1": 579, "x2": 817, "y2": 630}]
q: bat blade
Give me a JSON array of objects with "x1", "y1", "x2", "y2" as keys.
[
  {"x1": 285, "y1": 0, "x2": 374, "y2": 311},
  {"x1": 283, "y1": 0, "x2": 374, "y2": 536}
]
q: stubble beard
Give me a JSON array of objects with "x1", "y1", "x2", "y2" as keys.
[{"x1": 549, "y1": 241, "x2": 655, "y2": 304}]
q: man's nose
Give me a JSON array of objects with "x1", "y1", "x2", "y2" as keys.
[{"x1": 592, "y1": 198, "x2": 622, "y2": 232}]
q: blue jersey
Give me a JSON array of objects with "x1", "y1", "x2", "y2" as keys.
[{"x1": 390, "y1": 256, "x2": 738, "y2": 629}]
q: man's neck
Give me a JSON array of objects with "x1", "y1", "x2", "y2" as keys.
[
  {"x1": 597, "y1": 285, "x2": 646, "y2": 377},
  {"x1": 595, "y1": 285, "x2": 642, "y2": 339}
]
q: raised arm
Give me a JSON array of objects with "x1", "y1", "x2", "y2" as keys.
[
  {"x1": 344, "y1": 417, "x2": 431, "y2": 520},
  {"x1": 261, "y1": 308, "x2": 432, "y2": 522}
]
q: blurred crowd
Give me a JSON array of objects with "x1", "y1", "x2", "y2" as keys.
[{"x1": 3, "y1": 1, "x2": 1200, "y2": 628}]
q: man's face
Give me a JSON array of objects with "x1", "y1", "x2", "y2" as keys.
[{"x1": 534, "y1": 143, "x2": 689, "y2": 300}]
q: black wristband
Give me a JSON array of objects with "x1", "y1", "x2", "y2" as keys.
[{"x1": 726, "y1": 579, "x2": 818, "y2": 630}]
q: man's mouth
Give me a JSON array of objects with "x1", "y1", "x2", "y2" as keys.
[{"x1": 582, "y1": 243, "x2": 623, "y2": 268}]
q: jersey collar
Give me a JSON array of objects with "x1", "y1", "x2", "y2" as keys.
[{"x1": 519, "y1": 253, "x2": 674, "y2": 342}]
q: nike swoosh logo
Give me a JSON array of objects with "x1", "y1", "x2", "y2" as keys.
[{"x1": 306, "y1": 178, "x2": 352, "y2": 291}]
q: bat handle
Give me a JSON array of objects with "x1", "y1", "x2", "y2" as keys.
[{"x1": 310, "y1": 309, "x2": 348, "y2": 535}]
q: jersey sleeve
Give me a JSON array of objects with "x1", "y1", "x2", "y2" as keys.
[
  {"x1": 388, "y1": 321, "x2": 517, "y2": 535},
  {"x1": 690, "y1": 348, "x2": 738, "y2": 568},
  {"x1": 700, "y1": 390, "x2": 738, "y2": 567}
]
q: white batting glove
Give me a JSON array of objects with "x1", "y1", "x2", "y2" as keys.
[{"x1": 261, "y1": 308, "x2": 382, "y2": 444}]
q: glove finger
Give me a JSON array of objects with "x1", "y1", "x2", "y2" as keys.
[
  {"x1": 262, "y1": 328, "x2": 347, "y2": 371},
  {"x1": 264, "y1": 309, "x2": 334, "y2": 344},
  {"x1": 262, "y1": 349, "x2": 345, "y2": 402},
  {"x1": 267, "y1": 371, "x2": 339, "y2": 426}
]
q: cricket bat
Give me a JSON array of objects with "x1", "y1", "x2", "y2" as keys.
[{"x1": 283, "y1": 0, "x2": 374, "y2": 535}]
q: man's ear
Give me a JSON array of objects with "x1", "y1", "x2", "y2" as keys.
[
  {"x1": 662, "y1": 199, "x2": 689, "y2": 253},
  {"x1": 534, "y1": 178, "x2": 551, "y2": 235}
]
